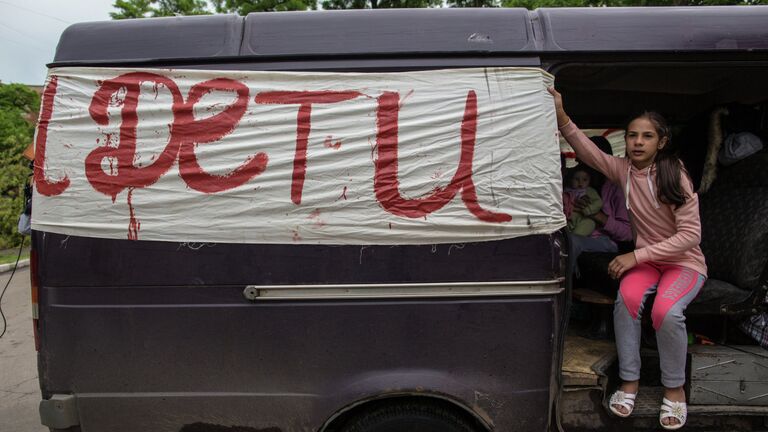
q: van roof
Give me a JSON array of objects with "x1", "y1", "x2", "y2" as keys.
[{"x1": 52, "y1": 7, "x2": 768, "y2": 66}]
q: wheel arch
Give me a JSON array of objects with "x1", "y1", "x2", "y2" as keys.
[{"x1": 319, "y1": 393, "x2": 493, "y2": 432}]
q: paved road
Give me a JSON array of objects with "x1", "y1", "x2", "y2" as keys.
[{"x1": 0, "y1": 267, "x2": 47, "y2": 432}]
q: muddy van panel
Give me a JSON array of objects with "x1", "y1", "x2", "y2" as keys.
[
  {"x1": 34, "y1": 6, "x2": 768, "y2": 432},
  {"x1": 537, "y1": 6, "x2": 768, "y2": 52},
  {"x1": 54, "y1": 14, "x2": 243, "y2": 63},
  {"x1": 34, "y1": 233, "x2": 563, "y2": 287},
  {"x1": 37, "y1": 267, "x2": 560, "y2": 431},
  {"x1": 34, "y1": 230, "x2": 566, "y2": 431},
  {"x1": 240, "y1": 9, "x2": 536, "y2": 57},
  {"x1": 51, "y1": 10, "x2": 540, "y2": 66},
  {"x1": 35, "y1": 15, "x2": 566, "y2": 431}
]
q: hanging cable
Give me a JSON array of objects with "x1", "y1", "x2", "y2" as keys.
[{"x1": 0, "y1": 237, "x2": 25, "y2": 339}]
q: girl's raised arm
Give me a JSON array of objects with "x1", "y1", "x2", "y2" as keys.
[{"x1": 548, "y1": 88, "x2": 625, "y2": 184}]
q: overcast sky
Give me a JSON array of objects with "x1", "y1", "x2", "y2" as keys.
[{"x1": 1, "y1": 0, "x2": 116, "y2": 85}]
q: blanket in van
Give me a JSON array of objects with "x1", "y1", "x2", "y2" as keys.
[{"x1": 32, "y1": 67, "x2": 564, "y2": 244}]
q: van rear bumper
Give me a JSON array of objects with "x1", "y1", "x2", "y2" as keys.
[{"x1": 40, "y1": 394, "x2": 79, "y2": 429}]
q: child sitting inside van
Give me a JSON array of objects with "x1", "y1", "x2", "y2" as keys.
[{"x1": 563, "y1": 165, "x2": 603, "y2": 236}]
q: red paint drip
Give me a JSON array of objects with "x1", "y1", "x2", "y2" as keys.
[
  {"x1": 323, "y1": 135, "x2": 342, "y2": 150},
  {"x1": 127, "y1": 188, "x2": 141, "y2": 241},
  {"x1": 308, "y1": 209, "x2": 326, "y2": 228},
  {"x1": 104, "y1": 132, "x2": 115, "y2": 147},
  {"x1": 336, "y1": 186, "x2": 348, "y2": 201},
  {"x1": 399, "y1": 89, "x2": 415, "y2": 107},
  {"x1": 368, "y1": 137, "x2": 377, "y2": 162}
]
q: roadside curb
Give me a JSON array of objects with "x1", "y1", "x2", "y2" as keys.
[{"x1": 0, "y1": 259, "x2": 30, "y2": 274}]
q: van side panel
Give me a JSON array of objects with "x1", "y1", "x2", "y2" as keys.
[
  {"x1": 35, "y1": 232, "x2": 561, "y2": 287},
  {"x1": 39, "y1": 9, "x2": 570, "y2": 430},
  {"x1": 35, "y1": 231, "x2": 563, "y2": 431}
]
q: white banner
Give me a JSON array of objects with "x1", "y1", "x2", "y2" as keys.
[{"x1": 32, "y1": 67, "x2": 564, "y2": 245}]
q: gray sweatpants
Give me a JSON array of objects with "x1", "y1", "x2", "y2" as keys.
[{"x1": 613, "y1": 262, "x2": 706, "y2": 388}]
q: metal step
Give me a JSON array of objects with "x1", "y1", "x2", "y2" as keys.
[{"x1": 631, "y1": 386, "x2": 768, "y2": 417}]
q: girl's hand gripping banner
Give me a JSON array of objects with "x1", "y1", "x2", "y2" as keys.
[{"x1": 33, "y1": 67, "x2": 565, "y2": 245}]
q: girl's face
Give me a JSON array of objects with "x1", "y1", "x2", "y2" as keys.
[
  {"x1": 625, "y1": 117, "x2": 667, "y2": 169},
  {"x1": 570, "y1": 170, "x2": 590, "y2": 189}
]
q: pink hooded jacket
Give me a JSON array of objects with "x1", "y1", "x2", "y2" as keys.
[{"x1": 560, "y1": 121, "x2": 707, "y2": 277}]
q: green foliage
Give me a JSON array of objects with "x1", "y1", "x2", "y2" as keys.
[
  {"x1": 0, "y1": 84, "x2": 38, "y2": 249},
  {"x1": 321, "y1": 0, "x2": 441, "y2": 8},
  {"x1": 321, "y1": 0, "x2": 366, "y2": 7},
  {"x1": 111, "y1": 0, "x2": 153, "y2": 18},
  {"x1": 501, "y1": 0, "x2": 586, "y2": 8},
  {"x1": 111, "y1": 0, "x2": 211, "y2": 19},
  {"x1": 155, "y1": 0, "x2": 211, "y2": 15},
  {"x1": 447, "y1": 0, "x2": 499, "y2": 7},
  {"x1": 212, "y1": 0, "x2": 316, "y2": 13},
  {"x1": 113, "y1": 0, "x2": 763, "y2": 14},
  {"x1": 502, "y1": 0, "x2": 761, "y2": 7}
]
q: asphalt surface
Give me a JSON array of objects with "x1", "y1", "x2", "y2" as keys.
[{"x1": 0, "y1": 267, "x2": 46, "y2": 432}]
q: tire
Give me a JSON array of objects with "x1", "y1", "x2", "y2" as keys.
[{"x1": 341, "y1": 401, "x2": 483, "y2": 432}]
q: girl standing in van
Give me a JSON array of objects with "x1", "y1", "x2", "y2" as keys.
[{"x1": 549, "y1": 88, "x2": 707, "y2": 430}]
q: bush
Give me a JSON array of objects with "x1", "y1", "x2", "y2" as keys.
[{"x1": 0, "y1": 84, "x2": 39, "y2": 249}]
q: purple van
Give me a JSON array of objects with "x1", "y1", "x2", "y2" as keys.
[{"x1": 33, "y1": 6, "x2": 768, "y2": 432}]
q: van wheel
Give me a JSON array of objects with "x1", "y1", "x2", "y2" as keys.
[{"x1": 340, "y1": 401, "x2": 483, "y2": 432}]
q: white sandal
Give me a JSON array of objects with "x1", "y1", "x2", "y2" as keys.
[
  {"x1": 608, "y1": 390, "x2": 636, "y2": 418},
  {"x1": 659, "y1": 397, "x2": 687, "y2": 430}
]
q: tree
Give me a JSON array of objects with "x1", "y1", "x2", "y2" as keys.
[
  {"x1": 212, "y1": 0, "x2": 316, "y2": 13},
  {"x1": 155, "y1": 0, "x2": 211, "y2": 15},
  {"x1": 0, "y1": 84, "x2": 39, "y2": 249},
  {"x1": 447, "y1": 0, "x2": 499, "y2": 7},
  {"x1": 111, "y1": 0, "x2": 211, "y2": 19},
  {"x1": 321, "y1": 0, "x2": 442, "y2": 8},
  {"x1": 502, "y1": 0, "x2": 762, "y2": 7}
]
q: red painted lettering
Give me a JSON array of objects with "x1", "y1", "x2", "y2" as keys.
[
  {"x1": 85, "y1": 72, "x2": 185, "y2": 201},
  {"x1": 34, "y1": 75, "x2": 70, "y2": 196},
  {"x1": 254, "y1": 91, "x2": 362, "y2": 205},
  {"x1": 374, "y1": 90, "x2": 511, "y2": 223},
  {"x1": 177, "y1": 78, "x2": 268, "y2": 193}
]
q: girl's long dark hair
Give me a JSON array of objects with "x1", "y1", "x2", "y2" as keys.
[{"x1": 627, "y1": 111, "x2": 689, "y2": 209}]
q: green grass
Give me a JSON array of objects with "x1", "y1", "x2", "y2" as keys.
[{"x1": 0, "y1": 249, "x2": 29, "y2": 265}]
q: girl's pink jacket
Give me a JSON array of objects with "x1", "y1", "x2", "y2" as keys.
[{"x1": 560, "y1": 122, "x2": 708, "y2": 277}]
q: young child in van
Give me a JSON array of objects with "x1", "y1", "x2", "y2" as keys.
[
  {"x1": 549, "y1": 88, "x2": 707, "y2": 431},
  {"x1": 563, "y1": 165, "x2": 603, "y2": 236}
]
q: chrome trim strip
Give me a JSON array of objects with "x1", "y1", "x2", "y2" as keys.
[{"x1": 244, "y1": 279, "x2": 564, "y2": 300}]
